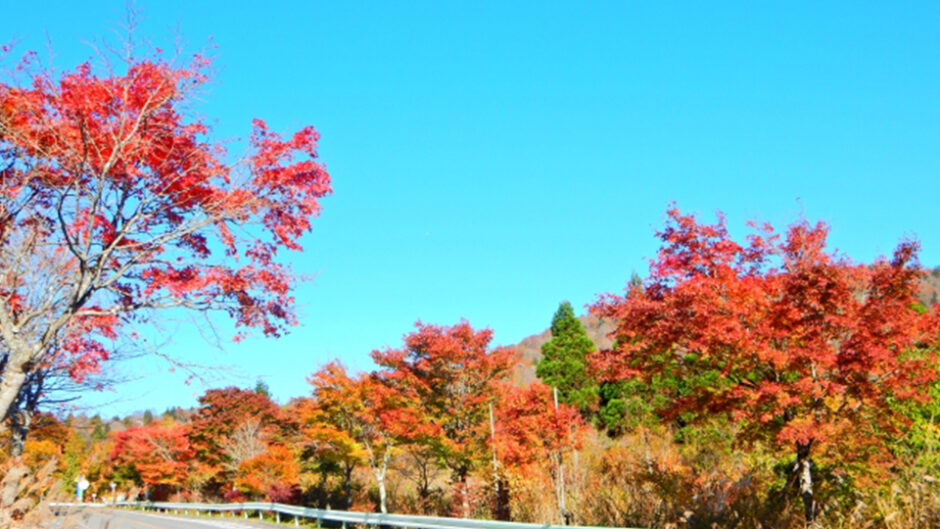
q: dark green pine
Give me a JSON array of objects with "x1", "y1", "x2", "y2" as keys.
[{"x1": 536, "y1": 301, "x2": 599, "y2": 418}]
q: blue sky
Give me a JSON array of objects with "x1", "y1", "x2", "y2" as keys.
[{"x1": 5, "y1": 1, "x2": 939, "y2": 416}]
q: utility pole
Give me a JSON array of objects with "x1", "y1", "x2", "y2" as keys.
[
  {"x1": 489, "y1": 401, "x2": 511, "y2": 520},
  {"x1": 489, "y1": 402, "x2": 499, "y2": 489},
  {"x1": 554, "y1": 387, "x2": 567, "y2": 525}
]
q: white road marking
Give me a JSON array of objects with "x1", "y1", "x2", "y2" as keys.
[{"x1": 141, "y1": 512, "x2": 261, "y2": 528}]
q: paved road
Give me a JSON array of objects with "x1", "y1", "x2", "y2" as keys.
[{"x1": 58, "y1": 507, "x2": 285, "y2": 529}]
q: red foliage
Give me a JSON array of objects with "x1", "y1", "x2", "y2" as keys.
[
  {"x1": 0, "y1": 49, "x2": 330, "y2": 421},
  {"x1": 187, "y1": 387, "x2": 282, "y2": 472},
  {"x1": 235, "y1": 444, "x2": 299, "y2": 498},
  {"x1": 266, "y1": 483, "x2": 302, "y2": 504},
  {"x1": 496, "y1": 383, "x2": 585, "y2": 470},
  {"x1": 111, "y1": 422, "x2": 194, "y2": 488},
  {"x1": 223, "y1": 487, "x2": 247, "y2": 503},
  {"x1": 372, "y1": 320, "x2": 518, "y2": 516},
  {"x1": 593, "y1": 207, "x2": 939, "y2": 460}
]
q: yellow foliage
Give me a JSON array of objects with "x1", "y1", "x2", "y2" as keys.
[{"x1": 22, "y1": 440, "x2": 60, "y2": 470}]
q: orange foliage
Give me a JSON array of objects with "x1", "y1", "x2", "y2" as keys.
[
  {"x1": 496, "y1": 383, "x2": 585, "y2": 470},
  {"x1": 235, "y1": 444, "x2": 299, "y2": 498},
  {"x1": 110, "y1": 422, "x2": 193, "y2": 487}
]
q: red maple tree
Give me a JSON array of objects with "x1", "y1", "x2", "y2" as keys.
[
  {"x1": 592, "y1": 208, "x2": 939, "y2": 523},
  {"x1": 372, "y1": 321, "x2": 518, "y2": 517},
  {"x1": 187, "y1": 386, "x2": 283, "y2": 493},
  {"x1": 111, "y1": 422, "x2": 194, "y2": 491},
  {"x1": 496, "y1": 383, "x2": 585, "y2": 524},
  {"x1": 0, "y1": 49, "x2": 330, "y2": 429}
]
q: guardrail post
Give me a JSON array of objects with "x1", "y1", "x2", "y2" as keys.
[
  {"x1": 259, "y1": 510, "x2": 263, "y2": 520},
  {"x1": 295, "y1": 515, "x2": 300, "y2": 527},
  {"x1": 277, "y1": 512, "x2": 281, "y2": 523},
  {"x1": 244, "y1": 510, "x2": 248, "y2": 519}
]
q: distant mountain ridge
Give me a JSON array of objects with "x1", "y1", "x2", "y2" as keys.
[{"x1": 919, "y1": 267, "x2": 940, "y2": 305}]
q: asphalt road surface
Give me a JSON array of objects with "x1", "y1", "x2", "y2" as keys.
[{"x1": 58, "y1": 507, "x2": 286, "y2": 529}]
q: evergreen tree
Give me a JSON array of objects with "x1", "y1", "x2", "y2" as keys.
[
  {"x1": 535, "y1": 301, "x2": 598, "y2": 417},
  {"x1": 255, "y1": 379, "x2": 272, "y2": 398},
  {"x1": 143, "y1": 410, "x2": 153, "y2": 425},
  {"x1": 595, "y1": 272, "x2": 652, "y2": 436},
  {"x1": 90, "y1": 415, "x2": 110, "y2": 441}
]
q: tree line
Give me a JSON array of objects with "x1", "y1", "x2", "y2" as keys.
[{"x1": 7, "y1": 210, "x2": 940, "y2": 528}]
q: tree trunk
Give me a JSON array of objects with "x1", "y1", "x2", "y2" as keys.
[
  {"x1": 1, "y1": 387, "x2": 35, "y2": 505},
  {"x1": 456, "y1": 469, "x2": 471, "y2": 518},
  {"x1": 493, "y1": 474, "x2": 510, "y2": 521},
  {"x1": 344, "y1": 463, "x2": 353, "y2": 509},
  {"x1": 377, "y1": 473, "x2": 387, "y2": 514},
  {"x1": 795, "y1": 442, "x2": 817, "y2": 526},
  {"x1": 557, "y1": 453, "x2": 567, "y2": 525},
  {"x1": 9, "y1": 412, "x2": 30, "y2": 457},
  {"x1": 0, "y1": 362, "x2": 28, "y2": 425},
  {"x1": 375, "y1": 450, "x2": 390, "y2": 514}
]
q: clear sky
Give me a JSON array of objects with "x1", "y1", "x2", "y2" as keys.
[{"x1": 4, "y1": 1, "x2": 939, "y2": 417}]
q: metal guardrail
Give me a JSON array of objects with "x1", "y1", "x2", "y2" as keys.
[{"x1": 52, "y1": 501, "x2": 641, "y2": 529}]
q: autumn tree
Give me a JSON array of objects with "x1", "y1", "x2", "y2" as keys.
[
  {"x1": 372, "y1": 321, "x2": 518, "y2": 518},
  {"x1": 0, "y1": 44, "x2": 331, "y2": 436},
  {"x1": 592, "y1": 208, "x2": 940, "y2": 525},
  {"x1": 536, "y1": 301, "x2": 598, "y2": 417},
  {"x1": 298, "y1": 394, "x2": 364, "y2": 509},
  {"x1": 235, "y1": 444, "x2": 299, "y2": 501},
  {"x1": 187, "y1": 386, "x2": 282, "y2": 494},
  {"x1": 497, "y1": 383, "x2": 585, "y2": 524},
  {"x1": 111, "y1": 421, "x2": 194, "y2": 493},
  {"x1": 306, "y1": 361, "x2": 430, "y2": 513}
]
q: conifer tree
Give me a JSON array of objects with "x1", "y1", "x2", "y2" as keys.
[{"x1": 536, "y1": 301, "x2": 598, "y2": 417}]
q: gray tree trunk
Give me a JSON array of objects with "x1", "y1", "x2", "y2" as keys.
[
  {"x1": 796, "y1": 442, "x2": 817, "y2": 526},
  {"x1": 0, "y1": 360, "x2": 28, "y2": 425}
]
